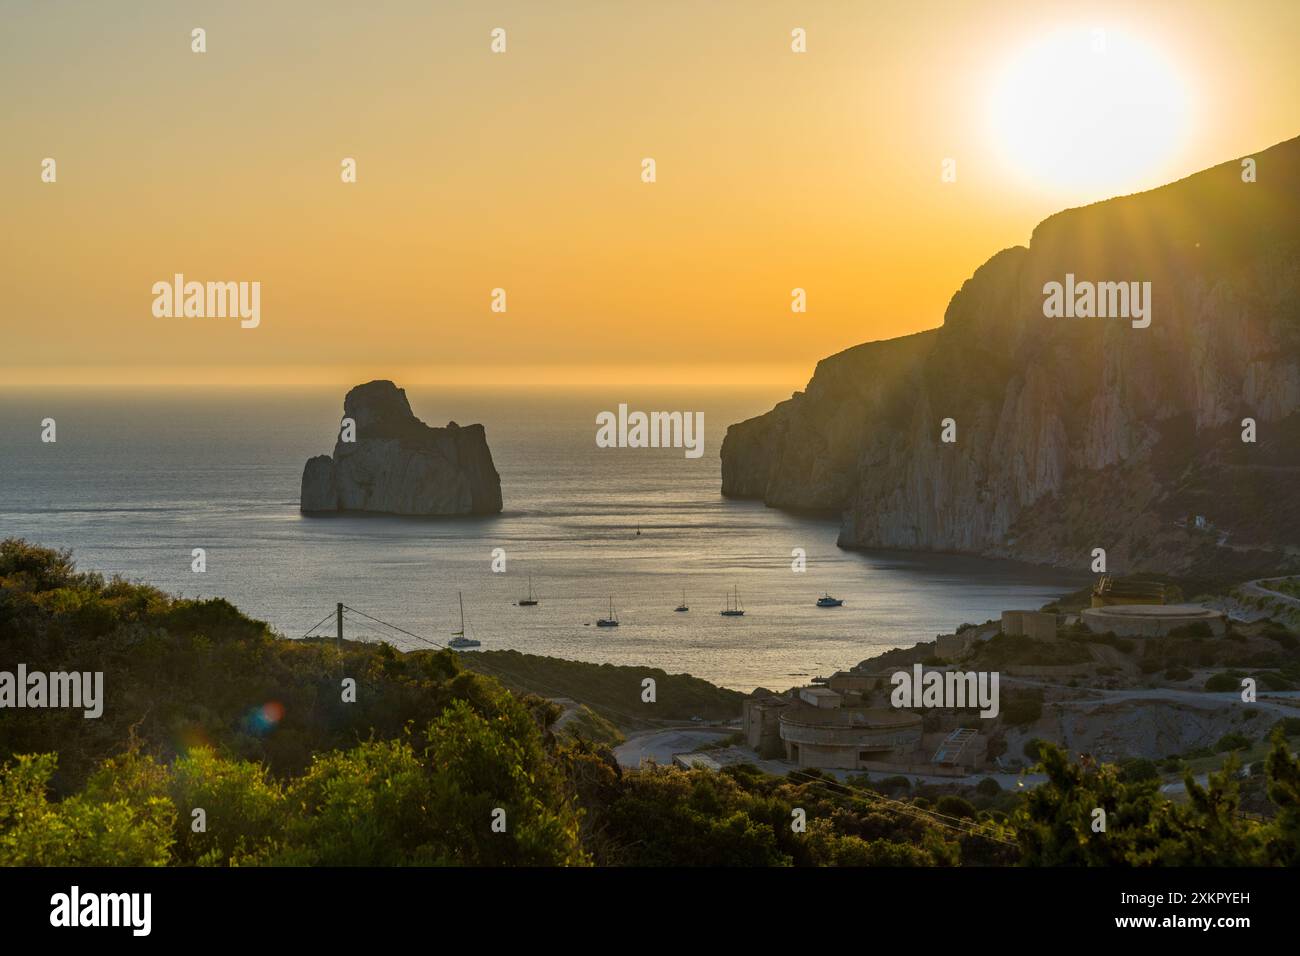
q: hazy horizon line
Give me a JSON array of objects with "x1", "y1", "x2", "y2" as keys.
[{"x1": 0, "y1": 363, "x2": 810, "y2": 389}]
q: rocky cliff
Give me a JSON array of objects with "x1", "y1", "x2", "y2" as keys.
[
  {"x1": 722, "y1": 136, "x2": 1300, "y2": 577},
  {"x1": 301, "y1": 380, "x2": 502, "y2": 516}
]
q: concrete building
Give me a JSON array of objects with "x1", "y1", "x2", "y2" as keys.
[
  {"x1": 1001, "y1": 610, "x2": 1058, "y2": 640},
  {"x1": 672, "y1": 753, "x2": 721, "y2": 772},
  {"x1": 742, "y1": 694, "x2": 790, "y2": 756},
  {"x1": 746, "y1": 684, "x2": 990, "y2": 773},
  {"x1": 936, "y1": 631, "x2": 977, "y2": 659},
  {"x1": 798, "y1": 686, "x2": 842, "y2": 708},
  {"x1": 825, "y1": 671, "x2": 877, "y2": 694},
  {"x1": 777, "y1": 694, "x2": 923, "y2": 770}
]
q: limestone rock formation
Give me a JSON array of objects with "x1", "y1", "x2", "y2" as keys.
[
  {"x1": 721, "y1": 136, "x2": 1300, "y2": 576},
  {"x1": 300, "y1": 380, "x2": 502, "y2": 516}
]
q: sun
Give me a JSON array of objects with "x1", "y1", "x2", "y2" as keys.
[{"x1": 988, "y1": 25, "x2": 1193, "y2": 198}]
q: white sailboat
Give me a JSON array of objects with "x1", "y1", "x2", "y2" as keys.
[
  {"x1": 720, "y1": 586, "x2": 745, "y2": 617},
  {"x1": 448, "y1": 592, "x2": 481, "y2": 648},
  {"x1": 518, "y1": 575, "x2": 539, "y2": 606},
  {"x1": 596, "y1": 597, "x2": 620, "y2": 627}
]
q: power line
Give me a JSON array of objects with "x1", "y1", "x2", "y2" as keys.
[
  {"x1": 332, "y1": 604, "x2": 662, "y2": 730},
  {"x1": 785, "y1": 767, "x2": 1013, "y2": 842},
  {"x1": 300, "y1": 609, "x2": 337, "y2": 640},
  {"x1": 783, "y1": 767, "x2": 1017, "y2": 847},
  {"x1": 342, "y1": 604, "x2": 440, "y2": 647},
  {"x1": 339, "y1": 611, "x2": 395, "y2": 644}
]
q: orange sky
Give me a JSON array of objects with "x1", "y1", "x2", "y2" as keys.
[{"x1": 2, "y1": 0, "x2": 1297, "y2": 386}]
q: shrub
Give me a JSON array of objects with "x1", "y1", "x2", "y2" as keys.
[
  {"x1": 1205, "y1": 671, "x2": 1244, "y2": 692},
  {"x1": 1001, "y1": 691, "x2": 1044, "y2": 727},
  {"x1": 1272, "y1": 717, "x2": 1300, "y2": 737},
  {"x1": 935, "y1": 795, "x2": 976, "y2": 819},
  {"x1": 1215, "y1": 733, "x2": 1251, "y2": 753},
  {"x1": 1118, "y1": 759, "x2": 1159, "y2": 783},
  {"x1": 0, "y1": 754, "x2": 174, "y2": 866},
  {"x1": 167, "y1": 748, "x2": 285, "y2": 865},
  {"x1": 876, "y1": 775, "x2": 911, "y2": 794},
  {"x1": 1259, "y1": 673, "x2": 1296, "y2": 691},
  {"x1": 1269, "y1": 632, "x2": 1299, "y2": 650}
]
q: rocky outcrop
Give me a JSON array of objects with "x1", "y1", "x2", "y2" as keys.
[
  {"x1": 300, "y1": 380, "x2": 502, "y2": 516},
  {"x1": 722, "y1": 136, "x2": 1300, "y2": 575}
]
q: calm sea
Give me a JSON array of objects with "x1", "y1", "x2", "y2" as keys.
[{"x1": 0, "y1": 386, "x2": 1084, "y2": 690}]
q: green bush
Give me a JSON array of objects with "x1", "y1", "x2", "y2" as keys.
[
  {"x1": 1272, "y1": 717, "x2": 1300, "y2": 737},
  {"x1": 1014, "y1": 741, "x2": 1276, "y2": 865},
  {"x1": 167, "y1": 748, "x2": 286, "y2": 865},
  {"x1": 1001, "y1": 691, "x2": 1044, "y2": 727},
  {"x1": 1205, "y1": 671, "x2": 1245, "y2": 692},
  {"x1": 1118, "y1": 759, "x2": 1159, "y2": 783},
  {"x1": 935, "y1": 795, "x2": 977, "y2": 819},
  {"x1": 0, "y1": 754, "x2": 174, "y2": 866},
  {"x1": 1215, "y1": 733, "x2": 1252, "y2": 753},
  {"x1": 877, "y1": 775, "x2": 911, "y2": 794}
]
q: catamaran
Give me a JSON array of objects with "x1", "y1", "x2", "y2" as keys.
[
  {"x1": 596, "y1": 597, "x2": 620, "y2": 627},
  {"x1": 674, "y1": 589, "x2": 689, "y2": 612},
  {"x1": 448, "y1": 592, "x2": 482, "y2": 648},
  {"x1": 816, "y1": 593, "x2": 844, "y2": 607},
  {"x1": 720, "y1": 586, "x2": 745, "y2": 617},
  {"x1": 518, "y1": 575, "x2": 539, "y2": 606}
]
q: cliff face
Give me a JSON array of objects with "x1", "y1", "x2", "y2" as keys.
[
  {"x1": 301, "y1": 380, "x2": 503, "y2": 516},
  {"x1": 722, "y1": 137, "x2": 1300, "y2": 575}
]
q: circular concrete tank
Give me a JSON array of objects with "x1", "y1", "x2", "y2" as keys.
[{"x1": 1081, "y1": 604, "x2": 1226, "y2": 637}]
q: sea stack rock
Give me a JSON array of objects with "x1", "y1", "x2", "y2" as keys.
[{"x1": 300, "y1": 380, "x2": 503, "y2": 516}]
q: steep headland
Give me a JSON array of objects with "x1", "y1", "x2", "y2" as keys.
[
  {"x1": 301, "y1": 380, "x2": 503, "y2": 515},
  {"x1": 722, "y1": 136, "x2": 1300, "y2": 576}
]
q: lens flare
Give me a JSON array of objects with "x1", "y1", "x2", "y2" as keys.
[{"x1": 244, "y1": 701, "x2": 285, "y2": 736}]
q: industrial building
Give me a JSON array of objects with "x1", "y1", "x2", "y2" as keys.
[{"x1": 744, "y1": 685, "x2": 923, "y2": 770}]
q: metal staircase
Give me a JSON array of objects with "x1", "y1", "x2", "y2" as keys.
[{"x1": 932, "y1": 727, "x2": 978, "y2": 764}]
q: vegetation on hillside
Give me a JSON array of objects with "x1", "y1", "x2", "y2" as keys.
[
  {"x1": 460, "y1": 649, "x2": 745, "y2": 729},
  {"x1": 3, "y1": 539, "x2": 1299, "y2": 867}
]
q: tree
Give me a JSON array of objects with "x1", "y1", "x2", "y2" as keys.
[
  {"x1": 1264, "y1": 730, "x2": 1300, "y2": 865},
  {"x1": 0, "y1": 753, "x2": 173, "y2": 866},
  {"x1": 1014, "y1": 742, "x2": 1268, "y2": 865}
]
